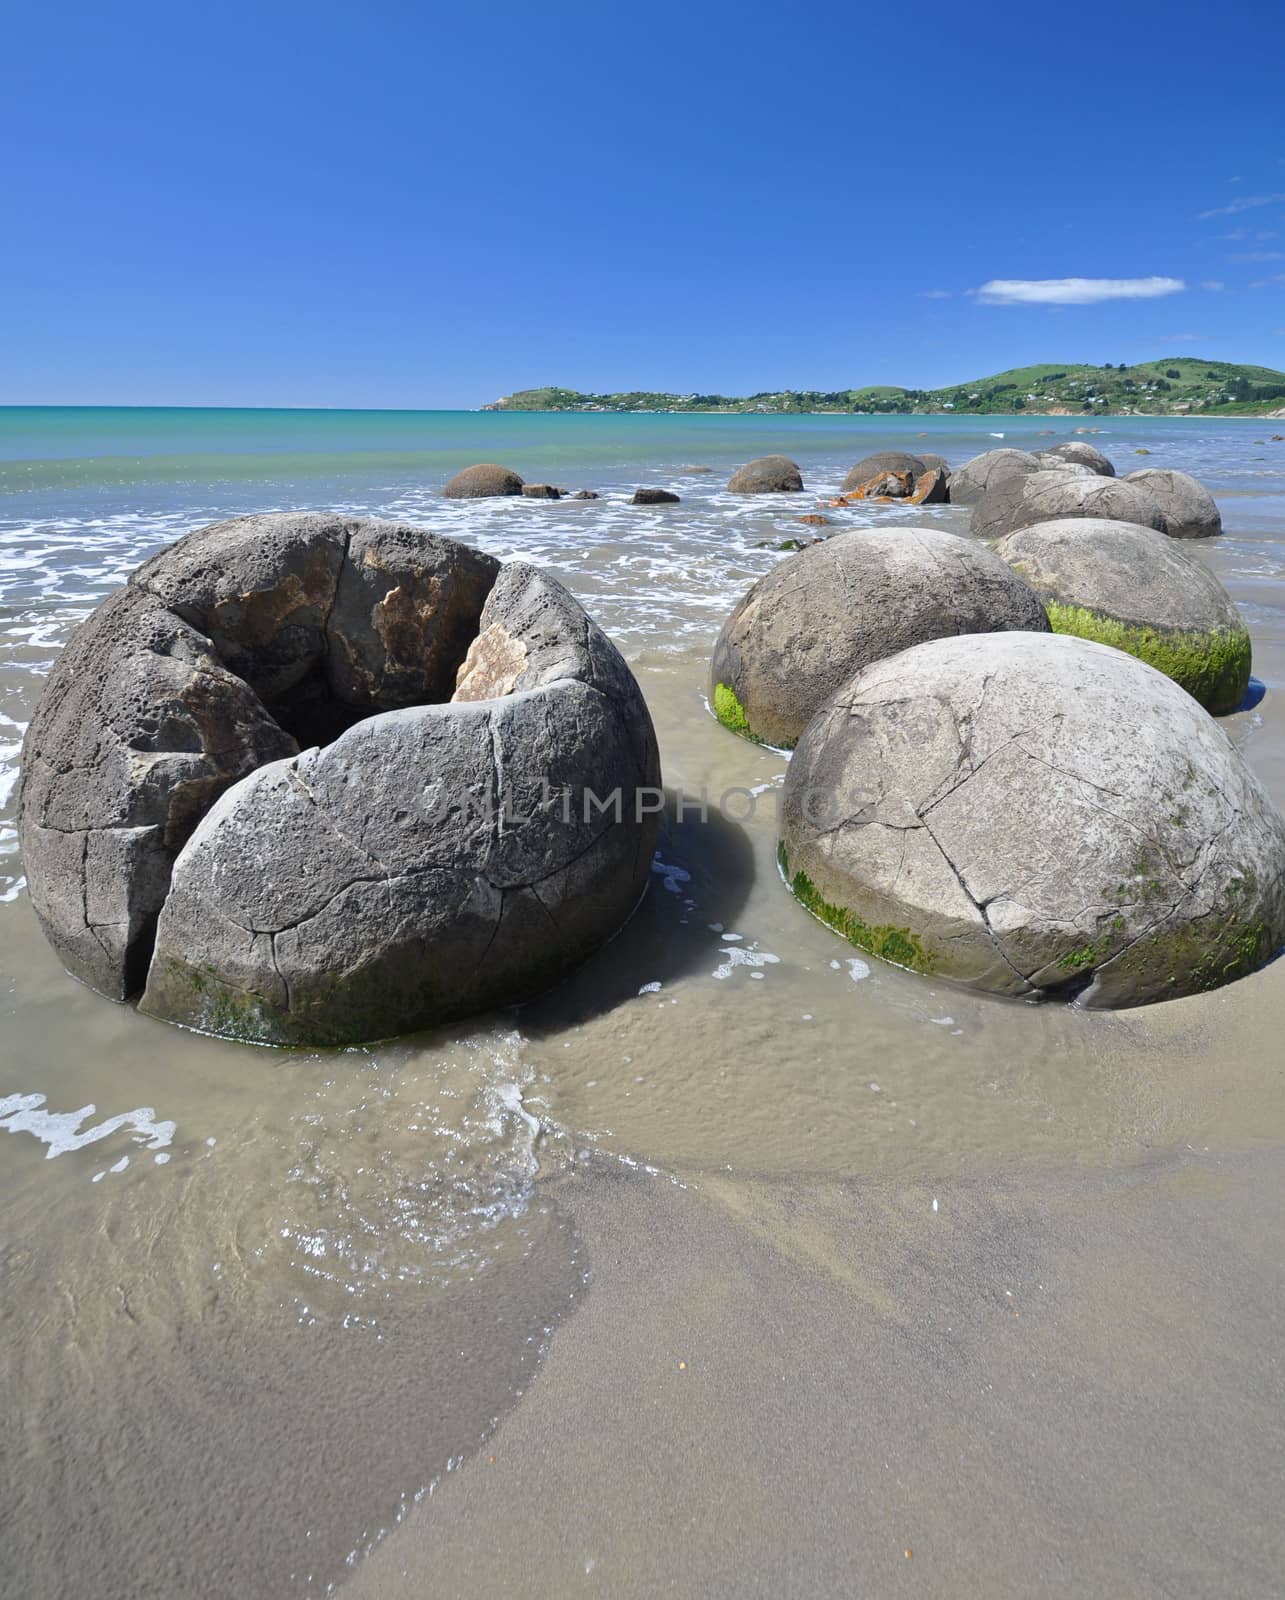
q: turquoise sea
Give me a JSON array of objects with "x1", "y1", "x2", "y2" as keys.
[{"x1": 4, "y1": 404, "x2": 1285, "y2": 497}]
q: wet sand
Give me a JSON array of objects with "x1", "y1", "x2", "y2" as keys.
[{"x1": 348, "y1": 1139, "x2": 1285, "y2": 1600}]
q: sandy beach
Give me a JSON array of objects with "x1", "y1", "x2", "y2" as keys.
[{"x1": 2, "y1": 411, "x2": 1283, "y2": 1597}]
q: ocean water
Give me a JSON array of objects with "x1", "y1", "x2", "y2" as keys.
[{"x1": 2, "y1": 407, "x2": 1285, "y2": 1596}]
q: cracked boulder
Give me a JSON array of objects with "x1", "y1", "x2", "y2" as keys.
[
  {"x1": 840, "y1": 451, "x2": 926, "y2": 493},
  {"x1": 1124, "y1": 467, "x2": 1222, "y2": 539},
  {"x1": 996, "y1": 518, "x2": 1250, "y2": 715},
  {"x1": 20, "y1": 514, "x2": 660, "y2": 1044},
  {"x1": 972, "y1": 469, "x2": 1170, "y2": 542},
  {"x1": 947, "y1": 448, "x2": 1041, "y2": 507},
  {"x1": 779, "y1": 631, "x2": 1285, "y2": 1007},
  {"x1": 709, "y1": 527, "x2": 1049, "y2": 749},
  {"x1": 727, "y1": 455, "x2": 805, "y2": 493}
]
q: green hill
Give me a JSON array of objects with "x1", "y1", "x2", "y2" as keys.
[{"x1": 485, "y1": 359, "x2": 1285, "y2": 417}]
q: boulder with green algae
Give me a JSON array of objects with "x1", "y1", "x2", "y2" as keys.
[
  {"x1": 779, "y1": 632, "x2": 1285, "y2": 1007},
  {"x1": 995, "y1": 517, "x2": 1249, "y2": 714},
  {"x1": 709, "y1": 527, "x2": 1048, "y2": 749}
]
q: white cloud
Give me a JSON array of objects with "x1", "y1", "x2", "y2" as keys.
[
  {"x1": 974, "y1": 276, "x2": 1184, "y2": 307},
  {"x1": 920, "y1": 288, "x2": 952, "y2": 299},
  {"x1": 1198, "y1": 192, "x2": 1285, "y2": 218}
]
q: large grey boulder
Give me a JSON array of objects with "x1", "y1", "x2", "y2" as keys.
[
  {"x1": 947, "y1": 448, "x2": 1040, "y2": 506},
  {"x1": 710, "y1": 527, "x2": 1049, "y2": 748},
  {"x1": 18, "y1": 584, "x2": 298, "y2": 998},
  {"x1": 972, "y1": 469, "x2": 1169, "y2": 541},
  {"x1": 1040, "y1": 440, "x2": 1115, "y2": 476},
  {"x1": 143, "y1": 559, "x2": 659, "y2": 1046},
  {"x1": 996, "y1": 518, "x2": 1250, "y2": 714},
  {"x1": 1124, "y1": 467, "x2": 1222, "y2": 539},
  {"x1": 21, "y1": 514, "x2": 660, "y2": 1043},
  {"x1": 779, "y1": 632, "x2": 1285, "y2": 1007},
  {"x1": 727, "y1": 455, "x2": 804, "y2": 493},
  {"x1": 443, "y1": 463, "x2": 525, "y2": 498}
]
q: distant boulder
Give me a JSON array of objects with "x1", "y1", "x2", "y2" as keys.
[
  {"x1": 632, "y1": 487, "x2": 680, "y2": 505},
  {"x1": 727, "y1": 455, "x2": 805, "y2": 493},
  {"x1": 972, "y1": 469, "x2": 1168, "y2": 542},
  {"x1": 1040, "y1": 440, "x2": 1115, "y2": 477},
  {"x1": 571, "y1": 489, "x2": 601, "y2": 500},
  {"x1": 522, "y1": 483, "x2": 562, "y2": 499},
  {"x1": 1124, "y1": 467, "x2": 1222, "y2": 540},
  {"x1": 841, "y1": 451, "x2": 926, "y2": 492},
  {"x1": 1032, "y1": 453, "x2": 1096, "y2": 477},
  {"x1": 948, "y1": 448, "x2": 1040, "y2": 507},
  {"x1": 443, "y1": 463, "x2": 525, "y2": 498}
]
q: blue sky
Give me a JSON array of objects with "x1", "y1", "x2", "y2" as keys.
[{"x1": 4, "y1": 0, "x2": 1284, "y2": 407}]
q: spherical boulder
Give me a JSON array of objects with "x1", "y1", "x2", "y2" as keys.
[
  {"x1": 443, "y1": 463, "x2": 525, "y2": 498},
  {"x1": 947, "y1": 448, "x2": 1040, "y2": 507},
  {"x1": 779, "y1": 632, "x2": 1285, "y2": 1007},
  {"x1": 841, "y1": 451, "x2": 926, "y2": 492},
  {"x1": 20, "y1": 514, "x2": 660, "y2": 1044},
  {"x1": 916, "y1": 452, "x2": 951, "y2": 477},
  {"x1": 1031, "y1": 453, "x2": 1096, "y2": 478},
  {"x1": 1040, "y1": 440, "x2": 1115, "y2": 476},
  {"x1": 709, "y1": 527, "x2": 1050, "y2": 749},
  {"x1": 727, "y1": 455, "x2": 805, "y2": 493},
  {"x1": 972, "y1": 468, "x2": 1168, "y2": 541},
  {"x1": 1124, "y1": 467, "x2": 1222, "y2": 539},
  {"x1": 996, "y1": 518, "x2": 1250, "y2": 714}
]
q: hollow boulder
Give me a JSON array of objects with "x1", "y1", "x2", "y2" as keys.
[
  {"x1": 996, "y1": 518, "x2": 1250, "y2": 714},
  {"x1": 779, "y1": 632, "x2": 1285, "y2": 1007},
  {"x1": 20, "y1": 514, "x2": 660, "y2": 1044},
  {"x1": 972, "y1": 469, "x2": 1169, "y2": 542},
  {"x1": 727, "y1": 455, "x2": 805, "y2": 493},
  {"x1": 1124, "y1": 467, "x2": 1222, "y2": 539},
  {"x1": 709, "y1": 527, "x2": 1049, "y2": 749},
  {"x1": 443, "y1": 463, "x2": 525, "y2": 498}
]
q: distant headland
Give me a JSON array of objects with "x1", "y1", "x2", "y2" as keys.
[{"x1": 485, "y1": 358, "x2": 1285, "y2": 418}]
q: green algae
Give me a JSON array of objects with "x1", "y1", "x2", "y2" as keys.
[
  {"x1": 1044, "y1": 602, "x2": 1251, "y2": 716},
  {"x1": 777, "y1": 840, "x2": 936, "y2": 974},
  {"x1": 713, "y1": 681, "x2": 762, "y2": 742}
]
